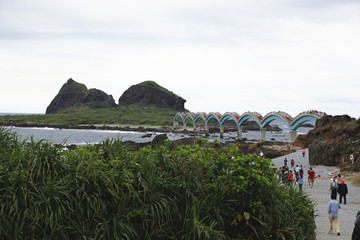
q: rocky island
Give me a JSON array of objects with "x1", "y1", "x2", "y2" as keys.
[
  {"x1": 119, "y1": 81, "x2": 186, "y2": 111},
  {"x1": 46, "y1": 78, "x2": 117, "y2": 114},
  {"x1": 46, "y1": 78, "x2": 186, "y2": 114}
]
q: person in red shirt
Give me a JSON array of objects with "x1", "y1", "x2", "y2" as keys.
[
  {"x1": 308, "y1": 167, "x2": 315, "y2": 188},
  {"x1": 287, "y1": 170, "x2": 294, "y2": 185}
]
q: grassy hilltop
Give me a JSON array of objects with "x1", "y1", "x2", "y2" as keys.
[{"x1": 0, "y1": 105, "x2": 178, "y2": 126}]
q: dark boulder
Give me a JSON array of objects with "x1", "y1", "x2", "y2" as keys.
[
  {"x1": 152, "y1": 134, "x2": 168, "y2": 147},
  {"x1": 118, "y1": 81, "x2": 186, "y2": 110}
]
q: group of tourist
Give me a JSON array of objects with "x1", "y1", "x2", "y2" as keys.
[
  {"x1": 327, "y1": 174, "x2": 360, "y2": 239},
  {"x1": 278, "y1": 160, "x2": 357, "y2": 237},
  {"x1": 277, "y1": 149, "x2": 360, "y2": 238},
  {"x1": 278, "y1": 160, "x2": 315, "y2": 192},
  {"x1": 329, "y1": 174, "x2": 348, "y2": 204},
  {"x1": 327, "y1": 173, "x2": 351, "y2": 236},
  {"x1": 277, "y1": 149, "x2": 311, "y2": 191}
]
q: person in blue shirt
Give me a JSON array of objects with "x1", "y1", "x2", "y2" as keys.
[
  {"x1": 328, "y1": 194, "x2": 341, "y2": 235},
  {"x1": 297, "y1": 170, "x2": 304, "y2": 191}
]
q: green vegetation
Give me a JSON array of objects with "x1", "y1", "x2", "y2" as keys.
[
  {"x1": 0, "y1": 127, "x2": 316, "y2": 239},
  {"x1": 59, "y1": 81, "x2": 87, "y2": 94},
  {"x1": 138, "y1": 81, "x2": 176, "y2": 96},
  {"x1": 0, "y1": 105, "x2": 178, "y2": 126},
  {"x1": 347, "y1": 175, "x2": 360, "y2": 187}
]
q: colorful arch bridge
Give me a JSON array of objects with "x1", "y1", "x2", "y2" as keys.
[{"x1": 173, "y1": 110, "x2": 325, "y2": 142}]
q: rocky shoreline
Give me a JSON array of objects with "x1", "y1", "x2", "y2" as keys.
[
  {"x1": 0, "y1": 120, "x2": 172, "y2": 133},
  {"x1": 0, "y1": 119, "x2": 283, "y2": 134},
  {"x1": 0, "y1": 119, "x2": 295, "y2": 159}
]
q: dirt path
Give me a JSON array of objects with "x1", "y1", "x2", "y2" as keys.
[{"x1": 273, "y1": 149, "x2": 360, "y2": 239}]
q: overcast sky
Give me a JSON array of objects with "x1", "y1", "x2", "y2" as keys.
[{"x1": 1, "y1": 0, "x2": 359, "y2": 118}]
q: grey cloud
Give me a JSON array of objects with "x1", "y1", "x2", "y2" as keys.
[{"x1": 1, "y1": 0, "x2": 359, "y2": 46}]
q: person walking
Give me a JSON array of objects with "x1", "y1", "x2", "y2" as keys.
[
  {"x1": 294, "y1": 165, "x2": 300, "y2": 181},
  {"x1": 283, "y1": 158, "x2": 288, "y2": 167},
  {"x1": 290, "y1": 158, "x2": 295, "y2": 168},
  {"x1": 299, "y1": 164, "x2": 303, "y2": 172},
  {"x1": 329, "y1": 176, "x2": 338, "y2": 200},
  {"x1": 287, "y1": 170, "x2": 294, "y2": 185},
  {"x1": 307, "y1": 167, "x2": 315, "y2": 188},
  {"x1": 281, "y1": 167, "x2": 289, "y2": 183},
  {"x1": 298, "y1": 170, "x2": 304, "y2": 191},
  {"x1": 338, "y1": 180, "x2": 348, "y2": 205},
  {"x1": 302, "y1": 148, "x2": 306, "y2": 157},
  {"x1": 328, "y1": 194, "x2": 341, "y2": 235}
]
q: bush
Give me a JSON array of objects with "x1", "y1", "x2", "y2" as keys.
[{"x1": 0, "y1": 127, "x2": 316, "y2": 239}]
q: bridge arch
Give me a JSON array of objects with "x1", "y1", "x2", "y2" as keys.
[
  {"x1": 237, "y1": 112, "x2": 262, "y2": 127},
  {"x1": 174, "y1": 112, "x2": 185, "y2": 122},
  {"x1": 173, "y1": 110, "x2": 325, "y2": 142},
  {"x1": 290, "y1": 115, "x2": 317, "y2": 130},
  {"x1": 220, "y1": 112, "x2": 241, "y2": 125},
  {"x1": 260, "y1": 112, "x2": 292, "y2": 129},
  {"x1": 205, "y1": 112, "x2": 222, "y2": 124},
  {"x1": 193, "y1": 112, "x2": 208, "y2": 123},
  {"x1": 183, "y1": 112, "x2": 196, "y2": 122},
  {"x1": 290, "y1": 111, "x2": 321, "y2": 130}
]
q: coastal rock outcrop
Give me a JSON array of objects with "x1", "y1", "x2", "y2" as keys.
[
  {"x1": 46, "y1": 78, "x2": 117, "y2": 114},
  {"x1": 293, "y1": 115, "x2": 360, "y2": 170},
  {"x1": 118, "y1": 81, "x2": 186, "y2": 110}
]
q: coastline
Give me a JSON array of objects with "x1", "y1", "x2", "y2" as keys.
[
  {"x1": 0, "y1": 119, "x2": 283, "y2": 134},
  {"x1": 1, "y1": 120, "x2": 296, "y2": 158},
  {"x1": 0, "y1": 120, "x2": 174, "y2": 133}
]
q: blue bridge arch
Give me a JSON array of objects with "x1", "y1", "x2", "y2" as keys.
[{"x1": 173, "y1": 110, "x2": 324, "y2": 142}]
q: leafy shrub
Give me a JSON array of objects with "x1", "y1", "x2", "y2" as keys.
[{"x1": 0, "y1": 127, "x2": 315, "y2": 239}]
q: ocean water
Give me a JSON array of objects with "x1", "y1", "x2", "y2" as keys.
[{"x1": 1, "y1": 113, "x2": 314, "y2": 145}]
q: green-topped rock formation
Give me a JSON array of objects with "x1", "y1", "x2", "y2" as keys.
[
  {"x1": 46, "y1": 78, "x2": 117, "y2": 114},
  {"x1": 118, "y1": 81, "x2": 186, "y2": 110},
  {"x1": 45, "y1": 79, "x2": 186, "y2": 114}
]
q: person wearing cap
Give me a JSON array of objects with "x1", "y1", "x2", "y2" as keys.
[{"x1": 338, "y1": 180, "x2": 348, "y2": 205}]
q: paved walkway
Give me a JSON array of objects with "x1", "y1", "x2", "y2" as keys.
[{"x1": 273, "y1": 149, "x2": 360, "y2": 239}]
